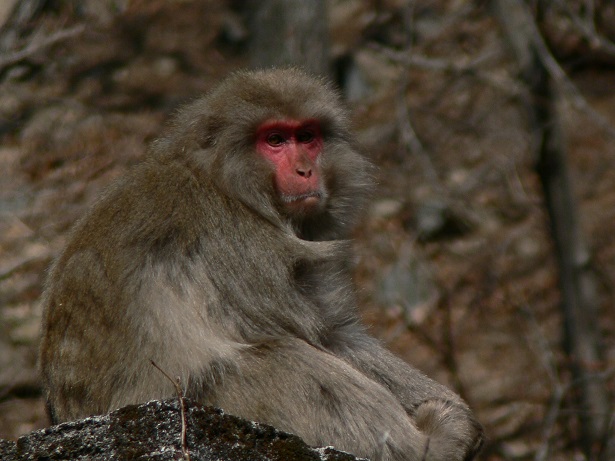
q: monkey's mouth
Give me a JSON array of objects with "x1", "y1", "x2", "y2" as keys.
[
  {"x1": 281, "y1": 192, "x2": 324, "y2": 213},
  {"x1": 282, "y1": 192, "x2": 322, "y2": 205}
]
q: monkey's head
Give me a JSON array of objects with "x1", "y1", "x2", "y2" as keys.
[{"x1": 155, "y1": 68, "x2": 374, "y2": 241}]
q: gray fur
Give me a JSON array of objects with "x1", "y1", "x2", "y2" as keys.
[{"x1": 40, "y1": 68, "x2": 483, "y2": 460}]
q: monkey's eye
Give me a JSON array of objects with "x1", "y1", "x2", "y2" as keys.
[
  {"x1": 296, "y1": 131, "x2": 315, "y2": 144},
  {"x1": 266, "y1": 133, "x2": 286, "y2": 146}
]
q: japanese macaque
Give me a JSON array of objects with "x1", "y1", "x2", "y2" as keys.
[{"x1": 40, "y1": 68, "x2": 484, "y2": 461}]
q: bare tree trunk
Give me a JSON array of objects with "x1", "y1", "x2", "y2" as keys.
[
  {"x1": 492, "y1": 1, "x2": 612, "y2": 459},
  {"x1": 247, "y1": 0, "x2": 330, "y2": 77}
]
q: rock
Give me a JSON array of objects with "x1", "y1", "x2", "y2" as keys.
[
  {"x1": 414, "y1": 199, "x2": 471, "y2": 242},
  {"x1": 369, "y1": 199, "x2": 403, "y2": 220},
  {"x1": 376, "y1": 244, "x2": 436, "y2": 325},
  {"x1": 0, "y1": 399, "x2": 365, "y2": 461}
]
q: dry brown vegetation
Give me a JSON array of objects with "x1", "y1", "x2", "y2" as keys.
[{"x1": 1, "y1": 1, "x2": 615, "y2": 460}]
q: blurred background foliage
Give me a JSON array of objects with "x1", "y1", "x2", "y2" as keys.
[{"x1": 1, "y1": 1, "x2": 615, "y2": 459}]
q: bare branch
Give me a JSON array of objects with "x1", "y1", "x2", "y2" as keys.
[
  {"x1": 373, "y1": 43, "x2": 525, "y2": 96},
  {"x1": 552, "y1": 0, "x2": 615, "y2": 56},
  {"x1": 518, "y1": 302, "x2": 567, "y2": 461},
  {"x1": 389, "y1": 3, "x2": 444, "y2": 191},
  {"x1": 0, "y1": 254, "x2": 48, "y2": 281},
  {"x1": 509, "y1": 2, "x2": 615, "y2": 139},
  {"x1": 0, "y1": 24, "x2": 85, "y2": 72},
  {"x1": 395, "y1": 74, "x2": 441, "y2": 186}
]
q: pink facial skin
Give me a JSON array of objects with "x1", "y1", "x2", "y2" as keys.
[{"x1": 256, "y1": 119, "x2": 324, "y2": 214}]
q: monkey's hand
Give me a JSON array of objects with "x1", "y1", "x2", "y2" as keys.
[
  {"x1": 327, "y1": 327, "x2": 484, "y2": 460},
  {"x1": 413, "y1": 399, "x2": 484, "y2": 461}
]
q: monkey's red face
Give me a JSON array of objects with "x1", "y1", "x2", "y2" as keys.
[{"x1": 256, "y1": 120, "x2": 325, "y2": 215}]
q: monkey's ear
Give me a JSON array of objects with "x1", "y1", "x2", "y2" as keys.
[{"x1": 166, "y1": 100, "x2": 225, "y2": 150}]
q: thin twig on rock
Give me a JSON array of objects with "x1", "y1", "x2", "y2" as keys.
[{"x1": 150, "y1": 360, "x2": 191, "y2": 461}]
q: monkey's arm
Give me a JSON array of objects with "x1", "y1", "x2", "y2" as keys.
[
  {"x1": 328, "y1": 326, "x2": 485, "y2": 461},
  {"x1": 196, "y1": 338, "x2": 430, "y2": 461}
]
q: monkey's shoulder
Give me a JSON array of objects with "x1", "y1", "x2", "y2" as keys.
[
  {"x1": 52, "y1": 163, "x2": 192, "y2": 263},
  {"x1": 56, "y1": 158, "x2": 290, "y2": 270}
]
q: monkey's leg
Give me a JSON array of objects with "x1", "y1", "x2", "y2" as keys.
[
  {"x1": 328, "y1": 327, "x2": 484, "y2": 461},
  {"x1": 195, "y1": 338, "x2": 430, "y2": 461}
]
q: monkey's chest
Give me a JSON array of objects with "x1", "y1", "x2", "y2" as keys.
[{"x1": 187, "y1": 234, "x2": 330, "y2": 343}]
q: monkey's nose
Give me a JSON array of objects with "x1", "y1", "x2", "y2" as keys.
[{"x1": 296, "y1": 167, "x2": 312, "y2": 178}]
